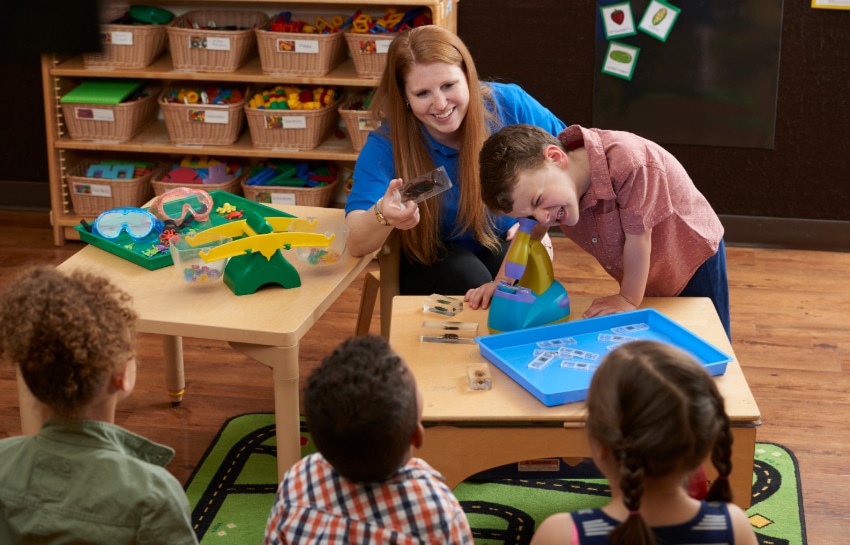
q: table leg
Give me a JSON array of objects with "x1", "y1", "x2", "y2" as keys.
[
  {"x1": 418, "y1": 425, "x2": 591, "y2": 489},
  {"x1": 705, "y1": 426, "x2": 757, "y2": 509},
  {"x1": 163, "y1": 335, "x2": 185, "y2": 406},
  {"x1": 16, "y1": 367, "x2": 43, "y2": 435},
  {"x1": 229, "y1": 342, "x2": 301, "y2": 482}
]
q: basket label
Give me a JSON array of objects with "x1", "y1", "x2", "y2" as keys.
[
  {"x1": 73, "y1": 182, "x2": 112, "y2": 198},
  {"x1": 376, "y1": 39, "x2": 392, "y2": 54},
  {"x1": 271, "y1": 192, "x2": 296, "y2": 205},
  {"x1": 189, "y1": 36, "x2": 231, "y2": 51},
  {"x1": 75, "y1": 107, "x2": 115, "y2": 122},
  {"x1": 357, "y1": 117, "x2": 374, "y2": 131},
  {"x1": 102, "y1": 31, "x2": 133, "y2": 46},
  {"x1": 264, "y1": 115, "x2": 307, "y2": 130},
  {"x1": 186, "y1": 109, "x2": 230, "y2": 124},
  {"x1": 276, "y1": 38, "x2": 319, "y2": 54}
]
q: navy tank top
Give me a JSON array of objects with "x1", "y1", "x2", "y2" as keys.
[{"x1": 571, "y1": 501, "x2": 734, "y2": 544}]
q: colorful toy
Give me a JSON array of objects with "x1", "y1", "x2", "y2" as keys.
[
  {"x1": 267, "y1": 11, "x2": 353, "y2": 34},
  {"x1": 162, "y1": 86, "x2": 245, "y2": 105},
  {"x1": 245, "y1": 160, "x2": 337, "y2": 188},
  {"x1": 248, "y1": 85, "x2": 339, "y2": 110},
  {"x1": 487, "y1": 217, "x2": 571, "y2": 333},
  {"x1": 170, "y1": 232, "x2": 232, "y2": 286},
  {"x1": 348, "y1": 7, "x2": 432, "y2": 34},
  {"x1": 163, "y1": 156, "x2": 242, "y2": 185},
  {"x1": 183, "y1": 210, "x2": 347, "y2": 295}
]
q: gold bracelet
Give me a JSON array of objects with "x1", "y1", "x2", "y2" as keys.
[{"x1": 373, "y1": 197, "x2": 391, "y2": 226}]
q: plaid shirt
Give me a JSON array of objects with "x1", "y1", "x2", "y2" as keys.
[{"x1": 263, "y1": 453, "x2": 473, "y2": 545}]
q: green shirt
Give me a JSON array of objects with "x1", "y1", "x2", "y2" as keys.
[{"x1": 0, "y1": 416, "x2": 198, "y2": 545}]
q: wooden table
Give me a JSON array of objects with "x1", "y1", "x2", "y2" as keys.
[
  {"x1": 16, "y1": 205, "x2": 374, "y2": 480},
  {"x1": 390, "y1": 296, "x2": 761, "y2": 508}
]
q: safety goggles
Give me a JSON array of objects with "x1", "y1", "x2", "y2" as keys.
[
  {"x1": 149, "y1": 187, "x2": 213, "y2": 227},
  {"x1": 94, "y1": 207, "x2": 165, "y2": 241}
]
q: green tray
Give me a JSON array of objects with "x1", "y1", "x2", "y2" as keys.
[{"x1": 75, "y1": 191, "x2": 295, "y2": 270}]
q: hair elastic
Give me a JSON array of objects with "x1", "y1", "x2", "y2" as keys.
[
  {"x1": 716, "y1": 475, "x2": 729, "y2": 481},
  {"x1": 628, "y1": 510, "x2": 640, "y2": 516}
]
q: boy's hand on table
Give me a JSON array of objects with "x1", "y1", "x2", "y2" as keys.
[
  {"x1": 465, "y1": 282, "x2": 498, "y2": 310},
  {"x1": 582, "y1": 294, "x2": 636, "y2": 319}
]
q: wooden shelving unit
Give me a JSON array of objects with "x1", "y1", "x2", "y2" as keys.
[{"x1": 43, "y1": 0, "x2": 457, "y2": 245}]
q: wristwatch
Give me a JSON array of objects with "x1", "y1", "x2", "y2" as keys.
[{"x1": 373, "y1": 197, "x2": 391, "y2": 226}]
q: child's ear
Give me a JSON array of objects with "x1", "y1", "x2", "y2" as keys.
[
  {"x1": 411, "y1": 421, "x2": 425, "y2": 450},
  {"x1": 544, "y1": 145, "x2": 568, "y2": 168},
  {"x1": 110, "y1": 369, "x2": 132, "y2": 394}
]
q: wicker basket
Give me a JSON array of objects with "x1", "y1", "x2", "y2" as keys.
[
  {"x1": 338, "y1": 98, "x2": 378, "y2": 152},
  {"x1": 255, "y1": 27, "x2": 347, "y2": 76},
  {"x1": 66, "y1": 159, "x2": 167, "y2": 216},
  {"x1": 159, "y1": 85, "x2": 249, "y2": 145},
  {"x1": 61, "y1": 85, "x2": 160, "y2": 143},
  {"x1": 241, "y1": 174, "x2": 339, "y2": 207},
  {"x1": 83, "y1": 7, "x2": 169, "y2": 69},
  {"x1": 151, "y1": 166, "x2": 247, "y2": 196},
  {"x1": 344, "y1": 32, "x2": 397, "y2": 79},
  {"x1": 167, "y1": 10, "x2": 269, "y2": 72},
  {"x1": 245, "y1": 99, "x2": 340, "y2": 150}
]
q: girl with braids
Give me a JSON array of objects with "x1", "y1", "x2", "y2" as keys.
[
  {"x1": 0, "y1": 266, "x2": 198, "y2": 545},
  {"x1": 345, "y1": 25, "x2": 565, "y2": 295},
  {"x1": 530, "y1": 341, "x2": 757, "y2": 545}
]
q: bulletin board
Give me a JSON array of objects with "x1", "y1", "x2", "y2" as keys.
[{"x1": 593, "y1": 0, "x2": 784, "y2": 149}]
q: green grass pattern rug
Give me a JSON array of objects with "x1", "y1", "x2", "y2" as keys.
[{"x1": 185, "y1": 414, "x2": 806, "y2": 545}]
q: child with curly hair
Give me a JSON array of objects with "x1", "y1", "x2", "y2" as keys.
[
  {"x1": 530, "y1": 341, "x2": 757, "y2": 545},
  {"x1": 0, "y1": 265, "x2": 198, "y2": 545}
]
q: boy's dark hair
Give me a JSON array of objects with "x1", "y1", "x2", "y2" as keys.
[
  {"x1": 305, "y1": 335, "x2": 418, "y2": 483},
  {"x1": 479, "y1": 124, "x2": 564, "y2": 214}
]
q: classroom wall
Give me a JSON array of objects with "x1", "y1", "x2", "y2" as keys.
[
  {"x1": 1, "y1": 1, "x2": 848, "y2": 248},
  {"x1": 456, "y1": 0, "x2": 850, "y2": 249}
]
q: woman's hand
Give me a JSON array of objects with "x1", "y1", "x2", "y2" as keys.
[
  {"x1": 380, "y1": 179, "x2": 420, "y2": 230},
  {"x1": 465, "y1": 281, "x2": 498, "y2": 310},
  {"x1": 345, "y1": 178, "x2": 421, "y2": 257}
]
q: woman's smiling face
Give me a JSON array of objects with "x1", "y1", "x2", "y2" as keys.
[{"x1": 403, "y1": 62, "x2": 470, "y2": 148}]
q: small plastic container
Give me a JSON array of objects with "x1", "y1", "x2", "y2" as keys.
[
  {"x1": 170, "y1": 232, "x2": 232, "y2": 287},
  {"x1": 294, "y1": 217, "x2": 348, "y2": 267}
]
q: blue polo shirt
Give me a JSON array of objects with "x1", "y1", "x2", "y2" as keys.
[{"x1": 346, "y1": 82, "x2": 566, "y2": 253}]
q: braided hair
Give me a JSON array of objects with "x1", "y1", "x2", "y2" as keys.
[{"x1": 586, "y1": 341, "x2": 734, "y2": 545}]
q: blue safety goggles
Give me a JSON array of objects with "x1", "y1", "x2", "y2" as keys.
[{"x1": 93, "y1": 207, "x2": 165, "y2": 241}]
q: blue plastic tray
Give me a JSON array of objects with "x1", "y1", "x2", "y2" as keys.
[{"x1": 475, "y1": 309, "x2": 731, "y2": 407}]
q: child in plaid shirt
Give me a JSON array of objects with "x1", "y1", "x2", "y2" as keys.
[{"x1": 263, "y1": 335, "x2": 473, "y2": 545}]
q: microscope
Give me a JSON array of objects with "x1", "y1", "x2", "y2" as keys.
[{"x1": 487, "y1": 217, "x2": 571, "y2": 333}]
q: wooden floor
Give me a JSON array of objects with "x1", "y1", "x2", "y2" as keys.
[{"x1": 1, "y1": 210, "x2": 848, "y2": 542}]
